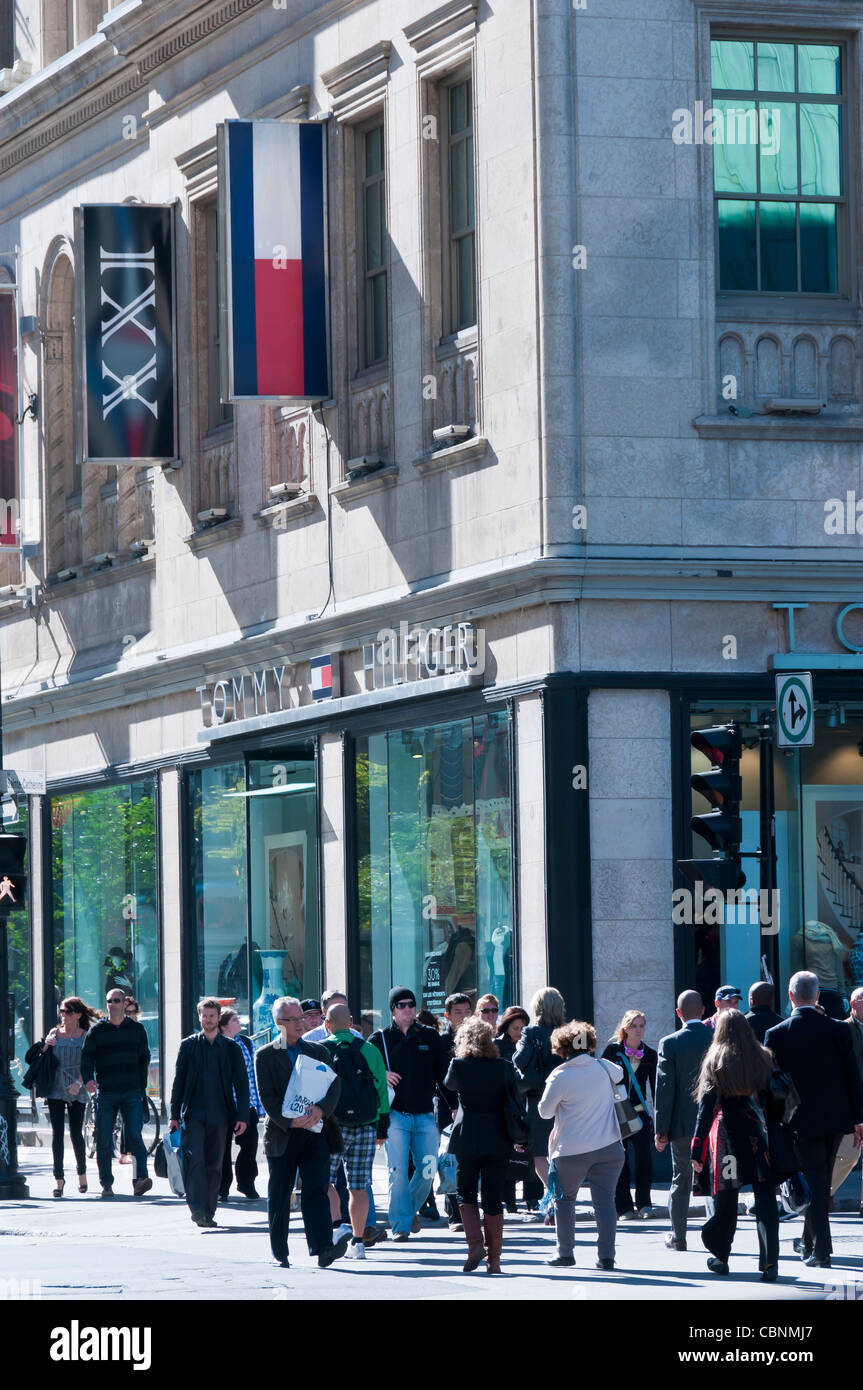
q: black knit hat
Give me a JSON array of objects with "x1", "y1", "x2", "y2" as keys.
[{"x1": 389, "y1": 986, "x2": 416, "y2": 1012}]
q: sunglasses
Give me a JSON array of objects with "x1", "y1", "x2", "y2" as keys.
[
  {"x1": 480, "y1": 1007, "x2": 498, "y2": 1015},
  {"x1": 394, "y1": 1000, "x2": 416, "y2": 1009},
  {"x1": 58, "y1": 1008, "x2": 79, "y2": 1015}
]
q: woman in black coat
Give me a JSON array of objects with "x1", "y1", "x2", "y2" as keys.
[
  {"x1": 496, "y1": 1007, "x2": 540, "y2": 1213},
  {"x1": 691, "y1": 1009, "x2": 788, "y2": 1281},
  {"x1": 513, "y1": 987, "x2": 566, "y2": 1205},
  {"x1": 444, "y1": 1018, "x2": 521, "y2": 1274},
  {"x1": 602, "y1": 1009, "x2": 658, "y2": 1218}
]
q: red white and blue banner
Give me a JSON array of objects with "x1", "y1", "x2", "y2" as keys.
[
  {"x1": 78, "y1": 203, "x2": 177, "y2": 464},
  {"x1": 310, "y1": 654, "x2": 334, "y2": 701},
  {"x1": 218, "y1": 120, "x2": 329, "y2": 402}
]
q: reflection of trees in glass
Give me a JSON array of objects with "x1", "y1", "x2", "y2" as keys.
[
  {"x1": 51, "y1": 783, "x2": 157, "y2": 1008},
  {"x1": 6, "y1": 804, "x2": 30, "y2": 1039}
]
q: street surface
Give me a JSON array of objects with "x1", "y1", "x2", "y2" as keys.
[{"x1": 1, "y1": 1141, "x2": 861, "y2": 1301}]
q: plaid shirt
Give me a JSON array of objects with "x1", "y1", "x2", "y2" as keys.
[{"x1": 234, "y1": 1035, "x2": 264, "y2": 1117}]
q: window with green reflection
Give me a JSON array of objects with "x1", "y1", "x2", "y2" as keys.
[{"x1": 711, "y1": 38, "x2": 844, "y2": 294}]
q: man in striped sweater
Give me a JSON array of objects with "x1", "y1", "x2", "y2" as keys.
[{"x1": 82, "y1": 988, "x2": 152, "y2": 1197}]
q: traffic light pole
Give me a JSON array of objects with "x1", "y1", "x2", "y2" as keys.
[
  {"x1": 0, "y1": 647, "x2": 29, "y2": 1198},
  {"x1": 758, "y1": 709, "x2": 779, "y2": 990}
]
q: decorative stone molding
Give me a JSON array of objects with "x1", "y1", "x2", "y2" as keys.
[
  {"x1": 330, "y1": 464, "x2": 399, "y2": 504},
  {"x1": 414, "y1": 434, "x2": 488, "y2": 476},
  {"x1": 0, "y1": 72, "x2": 145, "y2": 176},
  {"x1": 349, "y1": 376, "x2": 391, "y2": 461},
  {"x1": 175, "y1": 134, "x2": 218, "y2": 196},
  {"x1": 254, "y1": 494, "x2": 321, "y2": 529},
  {"x1": 404, "y1": 0, "x2": 478, "y2": 59},
  {"x1": 199, "y1": 431, "x2": 235, "y2": 513},
  {"x1": 252, "y1": 86, "x2": 311, "y2": 122},
  {"x1": 185, "y1": 515, "x2": 242, "y2": 551},
  {"x1": 322, "y1": 41, "x2": 391, "y2": 121},
  {"x1": 133, "y1": 0, "x2": 269, "y2": 78}
]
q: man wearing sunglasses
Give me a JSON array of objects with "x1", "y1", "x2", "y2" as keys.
[
  {"x1": 369, "y1": 987, "x2": 449, "y2": 1241},
  {"x1": 81, "y1": 989, "x2": 152, "y2": 1198}
]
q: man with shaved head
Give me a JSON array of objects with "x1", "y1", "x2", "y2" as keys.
[
  {"x1": 322, "y1": 1002, "x2": 390, "y2": 1260},
  {"x1": 654, "y1": 991, "x2": 710, "y2": 1251}
]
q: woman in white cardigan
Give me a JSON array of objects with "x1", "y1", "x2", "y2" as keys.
[{"x1": 537, "y1": 1020, "x2": 625, "y2": 1270}]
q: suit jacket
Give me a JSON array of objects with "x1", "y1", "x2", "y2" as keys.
[
  {"x1": 765, "y1": 1008, "x2": 863, "y2": 1140},
  {"x1": 745, "y1": 1006, "x2": 784, "y2": 1044},
  {"x1": 170, "y1": 1031, "x2": 249, "y2": 1128},
  {"x1": 654, "y1": 1020, "x2": 711, "y2": 1140},
  {"x1": 847, "y1": 1017, "x2": 863, "y2": 1084},
  {"x1": 443, "y1": 1056, "x2": 517, "y2": 1159},
  {"x1": 254, "y1": 1035, "x2": 341, "y2": 1159}
]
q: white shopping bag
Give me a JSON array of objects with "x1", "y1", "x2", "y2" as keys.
[
  {"x1": 281, "y1": 1053, "x2": 337, "y2": 1132},
  {"x1": 162, "y1": 1131, "x2": 185, "y2": 1198}
]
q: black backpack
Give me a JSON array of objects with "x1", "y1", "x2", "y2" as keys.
[{"x1": 323, "y1": 1037, "x2": 379, "y2": 1126}]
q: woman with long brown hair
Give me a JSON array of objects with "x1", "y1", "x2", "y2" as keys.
[
  {"x1": 27, "y1": 996, "x2": 99, "y2": 1196},
  {"x1": 691, "y1": 1009, "x2": 783, "y2": 1281}
]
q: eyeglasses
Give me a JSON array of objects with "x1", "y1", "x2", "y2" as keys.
[
  {"x1": 394, "y1": 1001, "x2": 416, "y2": 1009},
  {"x1": 277, "y1": 1016, "x2": 303, "y2": 1025},
  {"x1": 107, "y1": 997, "x2": 125, "y2": 1004}
]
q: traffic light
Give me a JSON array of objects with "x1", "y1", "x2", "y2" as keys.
[
  {"x1": 0, "y1": 832, "x2": 27, "y2": 917},
  {"x1": 678, "y1": 723, "x2": 746, "y2": 892}
]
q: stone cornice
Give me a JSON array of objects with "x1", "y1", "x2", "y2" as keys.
[
  {"x1": 322, "y1": 41, "x2": 391, "y2": 119},
  {"x1": 8, "y1": 551, "x2": 863, "y2": 730},
  {"x1": 404, "y1": 0, "x2": 478, "y2": 56}
]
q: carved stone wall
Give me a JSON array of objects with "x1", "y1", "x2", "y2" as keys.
[{"x1": 717, "y1": 323, "x2": 861, "y2": 410}]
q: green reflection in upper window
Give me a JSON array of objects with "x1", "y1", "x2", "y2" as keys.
[
  {"x1": 760, "y1": 201, "x2": 797, "y2": 292},
  {"x1": 800, "y1": 104, "x2": 841, "y2": 196},
  {"x1": 713, "y1": 101, "x2": 758, "y2": 194},
  {"x1": 711, "y1": 40, "x2": 754, "y2": 90},
  {"x1": 757, "y1": 43, "x2": 795, "y2": 92},
  {"x1": 798, "y1": 45, "x2": 840, "y2": 95},
  {"x1": 759, "y1": 103, "x2": 797, "y2": 196}
]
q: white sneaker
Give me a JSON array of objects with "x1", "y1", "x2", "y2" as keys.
[
  {"x1": 345, "y1": 1238, "x2": 366, "y2": 1260},
  {"x1": 333, "y1": 1223, "x2": 352, "y2": 1243}
]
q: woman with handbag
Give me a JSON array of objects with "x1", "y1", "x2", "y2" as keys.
[
  {"x1": 602, "y1": 1009, "x2": 658, "y2": 1219},
  {"x1": 444, "y1": 1017, "x2": 523, "y2": 1273},
  {"x1": 537, "y1": 1020, "x2": 626, "y2": 1269},
  {"x1": 513, "y1": 987, "x2": 566, "y2": 1211},
  {"x1": 25, "y1": 996, "x2": 99, "y2": 1197},
  {"x1": 691, "y1": 1009, "x2": 786, "y2": 1282}
]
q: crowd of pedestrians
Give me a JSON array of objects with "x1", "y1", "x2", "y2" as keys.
[{"x1": 23, "y1": 971, "x2": 863, "y2": 1280}]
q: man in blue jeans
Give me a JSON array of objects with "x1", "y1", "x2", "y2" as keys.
[
  {"x1": 81, "y1": 988, "x2": 152, "y2": 1197},
  {"x1": 369, "y1": 987, "x2": 449, "y2": 1241}
]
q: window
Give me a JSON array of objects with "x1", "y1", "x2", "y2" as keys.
[
  {"x1": 7, "y1": 802, "x2": 31, "y2": 1099},
  {"x1": 50, "y1": 780, "x2": 160, "y2": 1095},
  {"x1": 442, "y1": 75, "x2": 476, "y2": 332},
  {"x1": 187, "y1": 755, "x2": 320, "y2": 1037},
  {"x1": 359, "y1": 121, "x2": 388, "y2": 367},
  {"x1": 712, "y1": 39, "x2": 844, "y2": 294},
  {"x1": 205, "y1": 201, "x2": 232, "y2": 432},
  {"x1": 355, "y1": 710, "x2": 514, "y2": 1023}
]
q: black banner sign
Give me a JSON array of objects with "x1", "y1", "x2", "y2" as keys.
[{"x1": 81, "y1": 204, "x2": 176, "y2": 463}]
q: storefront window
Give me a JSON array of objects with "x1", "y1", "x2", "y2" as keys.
[
  {"x1": 50, "y1": 780, "x2": 160, "y2": 1094},
  {"x1": 6, "y1": 802, "x2": 31, "y2": 1097},
  {"x1": 188, "y1": 754, "x2": 320, "y2": 1039},
  {"x1": 355, "y1": 709, "x2": 514, "y2": 1027}
]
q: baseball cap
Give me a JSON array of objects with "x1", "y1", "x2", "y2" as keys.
[
  {"x1": 300, "y1": 999, "x2": 321, "y2": 1014},
  {"x1": 715, "y1": 985, "x2": 741, "y2": 1001}
]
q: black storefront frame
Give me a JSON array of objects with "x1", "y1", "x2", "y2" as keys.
[
  {"x1": 41, "y1": 769, "x2": 165, "y2": 1105},
  {"x1": 179, "y1": 735, "x2": 323, "y2": 1036}
]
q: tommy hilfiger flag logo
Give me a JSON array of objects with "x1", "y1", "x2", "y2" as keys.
[
  {"x1": 219, "y1": 120, "x2": 329, "y2": 401},
  {"x1": 310, "y1": 655, "x2": 334, "y2": 701}
]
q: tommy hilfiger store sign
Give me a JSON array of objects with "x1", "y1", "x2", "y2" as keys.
[{"x1": 196, "y1": 655, "x2": 335, "y2": 727}]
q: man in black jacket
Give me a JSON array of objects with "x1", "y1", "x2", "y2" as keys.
[
  {"x1": 369, "y1": 986, "x2": 449, "y2": 1240},
  {"x1": 745, "y1": 981, "x2": 783, "y2": 1043},
  {"x1": 255, "y1": 995, "x2": 348, "y2": 1269},
  {"x1": 654, "y1": 991, "x2": 710, "y2": 1251},
  {"x1": 766, "y1": 971, "x2": 863, "y2": 1267},
  {"x1": 169, "y1": 998, "x2": 249, "y2": 1229},
  {"x1": 82, "y1": 988, "x2": 152, "y2": 1198}
]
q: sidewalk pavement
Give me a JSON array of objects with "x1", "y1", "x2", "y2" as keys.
[{"x1": 1, "y1": 1143, "x2": 861, "y2": 1301}]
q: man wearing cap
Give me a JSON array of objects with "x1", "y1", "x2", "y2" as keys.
[
  {"x1": 300, "y1": 1000, "x2": 324, "y2": 1034},
  {"x1": 705, "y1": 985, "x2": 741, "y2": 1028},
  {"x1": 368, "y1": 987, "x2": 449, "y2": 1241}
]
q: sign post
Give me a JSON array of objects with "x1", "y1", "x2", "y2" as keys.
[{"x1": 775, "y1": 672, "x2": 814, "y2": 748}]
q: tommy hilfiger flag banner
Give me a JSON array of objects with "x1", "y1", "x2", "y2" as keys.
[
  {"x1": 79, "y1": 203, "x2": 177, "y2": 464},
  {"x1": 218, "y1": 119, "x2": 329, "y2": 401},
  {"x1": 310, "y1": 654, "x2": 335, "y2": 701}
]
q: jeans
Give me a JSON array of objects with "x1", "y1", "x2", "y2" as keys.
[
  {"x1": 95, "y1": 1090, "x2": 148, "y2": 1187},
  {"x1": 385, "y1": 1110, "x2": 439, "y2": 1234},
  {"x1": 554, "y1": 1142, "x2": 626, "y2": 1261},
  {"x1": 46, "y1": 1099, "x2": 87, "y2": 1180}
]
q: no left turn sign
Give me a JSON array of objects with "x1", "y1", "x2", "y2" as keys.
[{"x1": 775, "y1": 672, "x2": 814, "y2": 747}]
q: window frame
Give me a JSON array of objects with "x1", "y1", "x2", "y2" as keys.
[
  {"x1": 356, "y1": 115, "x2": 389, "y2": 370},
  {"x1": 711, "y1": 28, "x2": 851, "y2": 305},
  {"x1": 204, "y1": 199, "x2": 233, "y2": 435},
  {"x1": 440, "y1": 69, "x2": 477, "y2": 337}
]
